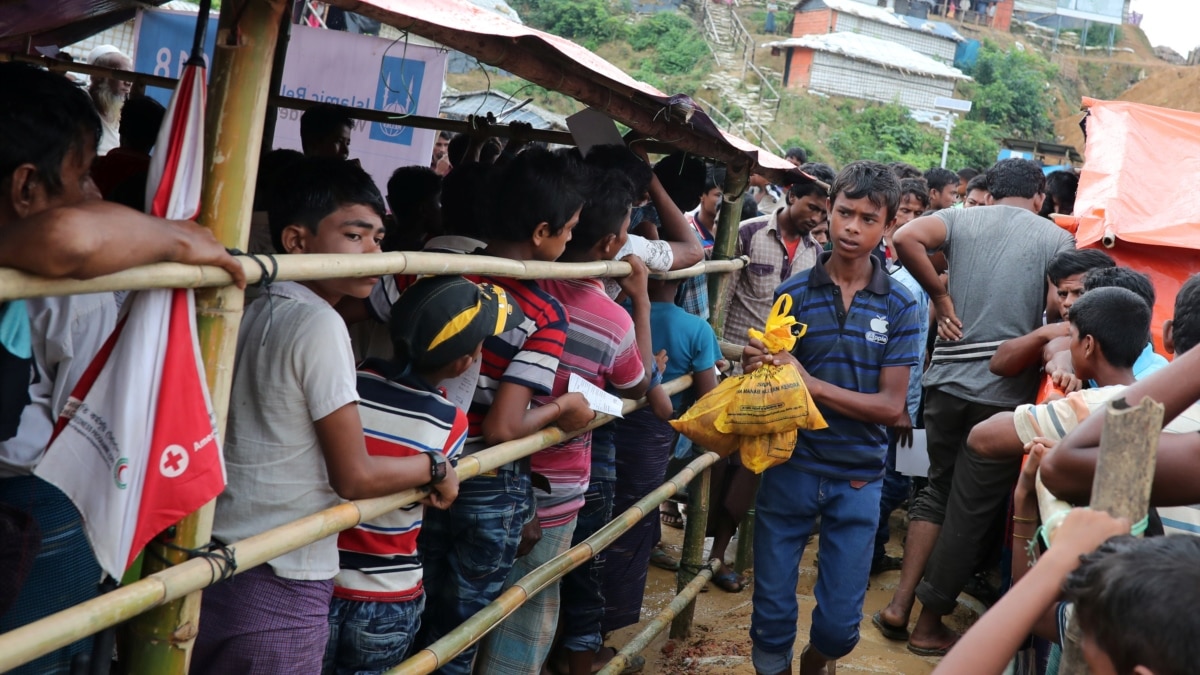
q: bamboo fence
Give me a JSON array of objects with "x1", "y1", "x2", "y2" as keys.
[
  {"x1": 0, "y1": 376, "x2": 691, "y2": 672},
  {"x1": 0, "y1": 253, "x2": 748, "y2": 302}
]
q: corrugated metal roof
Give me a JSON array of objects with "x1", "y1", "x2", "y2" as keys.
[
  {"x1": 816, "y1": 0, "x2": 909, "y2": 28},
  {"x1": 764, "y1": 31, "x2": 971, "y2": 80},
  {"x1": 899, "y1": 15, "x2": 965, "y2": 42},
  {"x1": 440, "y1": 90, "x2": 568, "y2": 131}
]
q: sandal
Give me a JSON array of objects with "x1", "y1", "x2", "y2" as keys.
[
  {"x1": 659, "y1": 508, "x2": 684, "y2": 530},
  {"x1": 650, "y1": 546, "x2": 680, "y2": 571},
  {"x1": 712, "y1": 568, "x2": 746, "y2": 593},
  {"x1": 871, "y1": 611, "x2": 910, "y2": 641}
]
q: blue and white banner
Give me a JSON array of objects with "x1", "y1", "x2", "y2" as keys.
[{"x1": 133, "y1": 9, "x2": 220, "y2": 107}]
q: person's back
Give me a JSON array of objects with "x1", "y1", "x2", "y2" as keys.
[{"x1": 925, "y1": 203, "x2": 1074, "y2": 406}]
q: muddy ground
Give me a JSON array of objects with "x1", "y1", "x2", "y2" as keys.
[{"x1": 607, "y1": 513, "x2": 981, "y2": 674}]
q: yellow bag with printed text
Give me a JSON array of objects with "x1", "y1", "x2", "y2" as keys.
[
  {"x1": 668, "y1": 376, "x2": 742, "y2": 457},
  {"x1": 716, "y1": 295, "x2": 827, "y2": 435},
  {"x1": 740, "y1": 429, "x2": 799, "y2": 474}
]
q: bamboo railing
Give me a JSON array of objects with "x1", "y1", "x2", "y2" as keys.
[{"x1": 0, "y1": 373, "x2": 692, "y2": 672}]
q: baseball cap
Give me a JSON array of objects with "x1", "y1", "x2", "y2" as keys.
[{"x1": 390, "y1": 276, "x2": 525, "y2": 371}]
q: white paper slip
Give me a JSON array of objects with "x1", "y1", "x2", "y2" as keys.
[
  {"x1": 566, "y1": 108, "x2": 624, "y2": 157},
  {"x1": 895, "y1": 429, "x2": 929, "y2": 478},
  {"x1": 568, "y1": 372, "x2": 624, "y2": 418}
]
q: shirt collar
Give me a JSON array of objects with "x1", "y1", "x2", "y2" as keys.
[
  {"x1": 360, "y1": 357, "x2": 441, "y2": 393},
  {"x1": 266, "y1": 280, "x2": 329, "y2": 306},
  {"x1": 807, "y1": 251, "x2": 891, "y2": 295}
]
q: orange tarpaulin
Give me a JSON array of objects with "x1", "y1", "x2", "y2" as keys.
[{"x1": 1056, "y1": 98, "x2": 1200, "y2": 354}]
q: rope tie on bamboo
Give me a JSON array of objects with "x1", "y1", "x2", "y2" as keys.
[
  {"x1": 233, "y1": 251, "x2": 280, "y2": 346},
  {"x1": 146, "y1": 539, "x2": 238, "y2": 586},
  {"x1": 1025, "y1": 510, "x2": 1149, "y2": 565}
]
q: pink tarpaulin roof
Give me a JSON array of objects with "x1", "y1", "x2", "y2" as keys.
[{"x1": 329, "y1": 0, "x2": 798, "y2": 178}]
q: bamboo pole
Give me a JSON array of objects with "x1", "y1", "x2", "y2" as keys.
[
  {"x1": 0, "y1": 254, "x2": 747, "y2": 302},
  {"x1": 392, "y1": 449, "x2": 721, "y2": 675},
  {"x1": 124, "y1": 2, "x2": 288, "y2": 671},
  {"x1": 1057, "y1": 396, "x2": 1164, "y2": 675},
  {"x1": 0, "y1": 377, "x2": 691, "y2": 673},
  {"x1": 597, "y1": 559, "x2": 719, "y2": 675},
  {"x1": 671, "y1": 462, "x2": 712, "y2": 640},
  {"x1": 707, "y1": 163, "x2": 751, "y2": 339}
]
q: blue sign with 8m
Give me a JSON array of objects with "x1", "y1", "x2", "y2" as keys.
[{"x1": 134, "y1": 9, "x2": 220, "y2": 106}]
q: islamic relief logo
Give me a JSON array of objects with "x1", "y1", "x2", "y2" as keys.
[
  {"x1": 371, "y1": 56, "x2": 425, "y2": 145},
  {"x1": 113, "y1": 457, "x2": 129, "y2": 490},
  {"x1": 867, "y1": 316, "x2": 889, "y2": 345}
]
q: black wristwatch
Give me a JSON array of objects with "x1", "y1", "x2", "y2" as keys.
[{"x1": 427, "y1": 452, "x2": 448, "y2": 485}]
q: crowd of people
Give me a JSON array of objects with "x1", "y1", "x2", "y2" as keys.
[{"x1": 1, "y1": 52, "x2": 1199, "y2": 675}]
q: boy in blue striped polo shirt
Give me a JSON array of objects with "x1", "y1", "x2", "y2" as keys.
[{"x1": 742, "y1": 161, "x2": 921, "y2": 675}]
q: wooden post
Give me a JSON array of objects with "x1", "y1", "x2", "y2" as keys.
[
  {"x1": 707, "y1": 162, "x2": 750, "y2": 338},
  {"x1": 123, "y1": 1, "x2": 288, "y2": 672},
  {"x1": 1057, "y1": 396, "x2": 1164, "y2": 675},
  {"x1": 670, "y1": 464, "x2": 711, "y2": 640}
]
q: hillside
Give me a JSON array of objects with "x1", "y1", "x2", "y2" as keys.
[{"x1": 446, "y1": 1, "x2": 1189, "y2": 163}]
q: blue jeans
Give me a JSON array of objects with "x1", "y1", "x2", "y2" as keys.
[
  {"x1": 417, "y1": 469, "x2": 531, "y2": 675},
  {"x1": 559, "y1": 480, "x2": 615, "y2": 653},
  {"x1": 873, "y1": 431, "x2": 912, "y2": 563},
  {"x1": 750, "y1": 466, "x2": 882, "y2": 671},
  {"x1": 324, "y1": 594, "x2": 424, "y2": 675}
]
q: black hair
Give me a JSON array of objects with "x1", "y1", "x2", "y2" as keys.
[
  {"x1": 923, "y1": 167, "x2": 958, "y2": 192},
  {"x1": 1064, "y1": 534, "x2": 1200, "y2": 675},
  {"x1": 0, "y1": 62, "x2": 102, "y2": 196},
  {"x1": 740, "y1": 196, "x2": 760, "y2": 220},
  {"x1": 986, "y1": 158, "x2": 1046, "y2": 200},
  {"x1": 956, "y1": 167, "x2": 980, "y2": 181},
  {"x1": 899, "y1": 177, "x2": 931, "y2": 210},
  {"x1": 447, "y1": 133, "x2": 471, "y2": 167},
  {"x1": 785, "y1": 147, "x2": 808, "y2": 163},
  {"x1": 299, "y1": 103, "x2": 353, "y2": 153},
  {"x1": 1046, "y1": 249, "x2": 1116, "y2": 286},
  {"x1": 1083, "y1": 266, "x2": 1155, "y2": 312},
  {"x1": 830, "y1": 161, "x2": 902, "y2": 223},
  {"x1": 440, "y1": 162, "x2": 494, "y2": 241},
  {"x1": 437, "y1": 130, "x2": 451, "y2": 141},
  {"x1": 1069, "y1": 287, "x2": 1150, "y2": 368},
  {"x1": 888, "y1": 161, "x2": 923, "y2": 180},
  {"x1": 966, "y1": 174, "x2": 989, "y2": 194},
  {"x1": 652, "y1": 152, "x2": 707, "y2": 212},
  {"x1": 1172, "y1": 274, "x2": 1200, "y2": 355},
  {"x1": 703, "y1": 166, "x2": 726, "y2": 194},
  {"x1": 791, "y1": 162, "x2": 835, "y2": 200},
  {"x1": 253, "y1": 148, "x2": 305, "y2": 211},
  {"x1": 1040, "y1": 170, "x2": 1080, "y2": 218},
  {"x1": 267, "y1": 156, "x2": 386, "y2": 253},
  {"x1": 489, "y1": 147, "x2": 585, "y2": 242},
  {"x1": 386, "y1": 165, "x2": 442, "y2": 252},
  {"x1": 118, "y1": 95, "x2": 165, "y2": 153},
  {"x1": 584, "y1": 144, "x2": 654, "y2": 197},
  {"x1": 568, "y1": 168, "x2": 634, "y2": 255}
]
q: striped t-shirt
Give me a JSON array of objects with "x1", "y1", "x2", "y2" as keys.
[
  {"x1": 535, "y1": 279, "x2": 644, "y2": 527},
  {"x1": 776, "y1": 252, "x2": 922, "y2": 481},
  {"x1": 333, "y1": 359, "x2": 467, "y2": 602}
]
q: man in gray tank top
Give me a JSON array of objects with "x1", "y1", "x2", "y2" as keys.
[{"x1": 874, "y1": 159, "x2": 1075, "y2": 655}]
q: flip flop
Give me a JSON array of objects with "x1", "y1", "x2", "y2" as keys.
[
  {"x1": 712, "y1": 568, "x2": 746, "y2": 593},
  {"x1": 649, "y1": 546, "x2": 680, "y2": 571},
  {"x1": 660, "y1": 509, "x2": 684, "y2": 529},
  {"x1": 871, "y1": 611, "x2": 910, "y2": 641},
  {"x1": 906, "y1": 642, "x2": 955, "y2": 658}
]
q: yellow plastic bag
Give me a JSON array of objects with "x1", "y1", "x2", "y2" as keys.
[
  {"x1": 717, "y1": 295, "x2": 826, "y2": 435},
  {"x1": 668, "y1": 376, "x2": 741, "y2": 457},
  {"x1": 740, "y1": 428, "x2": 798, "y2": 474}
]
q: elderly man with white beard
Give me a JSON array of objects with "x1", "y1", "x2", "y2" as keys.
[{"x1": 86, "y1": 45, "x2": 133, "y2": 156}]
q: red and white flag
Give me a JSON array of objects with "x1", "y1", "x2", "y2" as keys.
[
  {"x1": 35, "y1": 289, "x2": 224, "y2": 578},
  {"x1": 35, "y1": 46, "x2": 223, "y2": 579}
]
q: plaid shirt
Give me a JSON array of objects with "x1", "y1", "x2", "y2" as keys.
[
  {"x1": 675, "y1": 211, "x2": 712, "y2": 320},
  {"x1": 720, "y1": 210, "x2": 821, "y2": 345}
]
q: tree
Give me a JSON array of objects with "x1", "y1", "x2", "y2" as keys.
[{"x1": 960, "y1": 42, "x2": 1057, "y2": 140}]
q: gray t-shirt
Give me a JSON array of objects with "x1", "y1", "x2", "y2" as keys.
[{"x1": 922, "y1": 205, "x2": 1074, "y2": 407}]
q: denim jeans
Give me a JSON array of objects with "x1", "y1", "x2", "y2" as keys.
[
  {"x1": 559, "y1": 480, "x2": 615, "y2": 653},
  {"x1": 324, "y1": 594, "x2": 424, "y2": 675},
  {"x1": 417, "y1": 469, "x2": 531, "y2": 675},
  {"x1": 873, "y1": 431, "x2": 911, "y2": 563},
  {"x1": 750, "y1": 465, "x2": 882, "y2": 672}
]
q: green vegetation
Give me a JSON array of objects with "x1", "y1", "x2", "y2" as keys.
[
  {"x1": 822, "y1": 102, "x2": 998, "y2": 170},
  {"x1": 511, "y1": 0, "x2": 624, "y2": 47},
  {"x1": 626, "y1": 13, "x2": 709, "y2": 75},
  {"x1": 959, "y1": 41, "x2": 1058, "y2": 140}
]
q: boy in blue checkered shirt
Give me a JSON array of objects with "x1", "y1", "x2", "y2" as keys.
[{"x1": 742, "y1": 161, "x2": 921, "y2": 675}]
